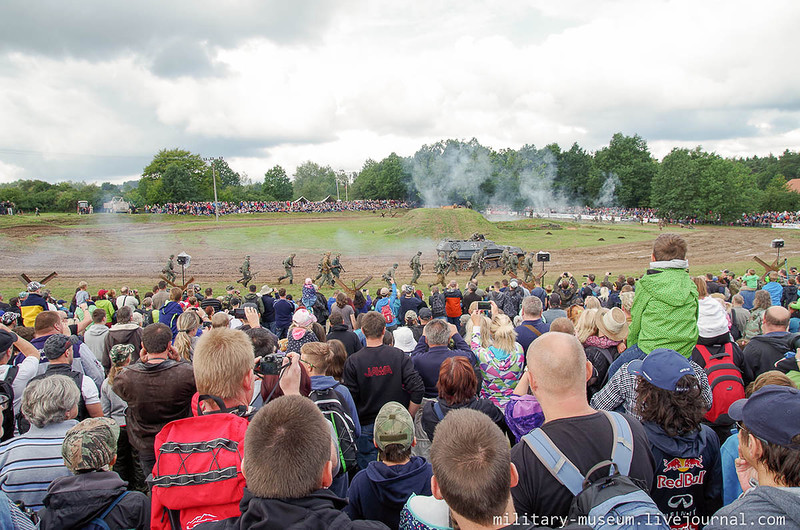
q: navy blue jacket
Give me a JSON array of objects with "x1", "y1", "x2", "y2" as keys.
[
  {"x1": 344, "y1": 457, "x2": 432, "y2": 529},
  {"x1": 260, "y1": 294, "x2": 275, "y2": 324},
  {"x1": 273, "y1": 299, "x2": 294, "y2": 328},
  {"x1": 410, "y1": 333, "x2": 477, "y2": 398},
  {"x1": 644, "y1": 422, "x2": 723, "y2": 524},
  {"x1": 514, "y1": 319, "x2": 550, "y2": 357}
]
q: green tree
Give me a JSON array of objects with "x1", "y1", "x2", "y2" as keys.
[
  {"x1": 162, "y1": 163, "x2": 195, "y2": 202},
  {"x1": 759, "y1": 175, "x2": 800, "y2": 212},
  {"x1": 140, "y1": 148, "x2": 206, "y2": 204},
  {"x1": 595, "y1": 133, "x2": 658, "y2": 207},
  {"x1": 554, "y1": 142, "x2": 602, "y2": 204},
  {"x1": 292, "y1": 161, "x2": 337, "y2": 200},
  {"x1": 263, "y1": 165, "x2": 293, "y2": 201},
  {"x1": 352, "y1": 153, "x2": 410, "y2": 199}
]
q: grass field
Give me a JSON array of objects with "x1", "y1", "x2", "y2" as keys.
[{"x1": 1, "y1": 208, "x2": 799, "y2": 301}]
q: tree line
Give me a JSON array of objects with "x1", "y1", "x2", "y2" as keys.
[{"x1": 1, "y1": 135, "x2": 799, "y2": 221}]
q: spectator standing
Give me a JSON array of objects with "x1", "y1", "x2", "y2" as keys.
[
  {"x1": 20, "y1": 282, "x2": 48, "y2": 328},
  {"x1": 273, "y1": 288, "x2": 294, "y2": 340},
  {"x1": 541, "y1": 293, "x2": 567, "y2": 323},
  {"x1": 326, "y1": 312, "x2": 361, "y2": 356},
  {"x1": 444, "y1": 281, "x2": 463, "y2": 326},
  {"x1": 114, "y1": 323, "x2": 196, "y2": 478},
  {"x1": 0, "y1": 328, "x2": 42, "y2": 438},
  {"x1": 158, "y1": 288, "x2": 184, "y2": 338},
  {"x1": 83, "y1": 308, "x2": 109, "y2": 364},
  {"x1": 75, "y1": 281, "x2": 90, "y2": 307},
  {"x1": 200, "y1": 288, "x2": 222, "y2": 314},
  {"x1": 95, "y1": 290, "x2": 115, "y2": 323},
  {"x1": 743, "y1": 289, "x2": 773, "y2": 341},
  {"x1": 630, "y1": 349, "x2": 723, "y2": 525},
  {"x1": 0, "y1": 376, "x2": 79, "y2": 511},
  {"x1": 461, "y1": 282, "x2": 481, "y2": 314},
  {"x1": 410, "y1": 319, "x2": 477, "y2": 399},
  {"x1": 151, "y1": 281, "x2": 169, "y2": 310},
  {"x1": 763, "y1": 271, "x2": 784, "y2": 307},
  {"x1": 510, "y1": 333, "x2": 655, "y2": 522},
  {"x1": 730, "y1": 294, "x2": 751, "y2": 335},
  {"x1": 428, "y1": 286, "x2": 446, "y2": 320},
  {"x1": 344, "y1": 312, "x2": 424, "y2": 470},
  {"x1": 103, "y1": 306, "x2": 142, "y2": 371},
  {"x1": 742, "y1": 306, "x2": 794, "y2": 385},
  {"x1": 346, "y1": 402, "x2": 432, "y2": 529},
  {"x1": 37, "y1": 417, "x2": 150, "y2": 529},
  {"x1": 115, "y1": 287, "x2": 139, "y2": 311},
  {"x1": 332, "y1": 292, "x2": 357, "y2": 330},
  {"x1": 514, "y1": 296, "x2": 549, "y2": 356},
  {"x1": 259, "y1": 285, "x2": 276, "y2": 333}
]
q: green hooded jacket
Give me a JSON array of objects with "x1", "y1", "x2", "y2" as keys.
[{"x1": 628, "y1": 267, "x2": 699, "y2": 358}]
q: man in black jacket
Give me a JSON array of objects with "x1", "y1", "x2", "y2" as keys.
[
  {"x1": 742, "y1": 306, "x2": 795, "y2": 385},
  {"x1": 326, "y1": 312, "x2": 361, "y2": 355},
  {"x1": 195, "y1": 395, "x2": 387, "y2": 529},
  {"x1": 344, "y1": 311, "x2": 424, "y2": 470}
]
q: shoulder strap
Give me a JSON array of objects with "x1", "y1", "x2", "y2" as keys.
[
  {"x1": 522, "y1": 429, "x2": 585, "y2": 495},
  {"x1": 97, "y1": 490, "x2": 129, "y2": 520},
  {"x1": 433, "y1": 401, "x2": 445, "y2": 421},
  {"x1": 604, "y1": 411, "x2": 634, "y2": 476},
  {"x1": 3, "y1": 365, "x2": 19, "y2": 384},
  {"x1": 523, "y1": 324, "x2": 543, "y2": 337}
]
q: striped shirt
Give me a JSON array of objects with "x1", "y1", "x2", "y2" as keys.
[{"x1": 0, "y1": 421, "x2": 77, "y2": 511}]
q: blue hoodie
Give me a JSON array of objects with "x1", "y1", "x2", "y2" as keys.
[
  {"x1": 345, "y1": 456, "x2": 433, "y2": 529},
  {"x1": 158, "y1": 300, "x2": 184, "y2": 338}
]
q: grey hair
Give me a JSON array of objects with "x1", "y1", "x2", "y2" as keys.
[
  {"x1": 21, "y1": 375, "x2": 80, "y2": 428},
  {"x1": 424, "y1": 319, "x2": 451, "y2": 346},
  {"x1": 116, "y1": 306, "x2": 133, "y2": 324},
  {"x1": 521, "y1": 296, "x2": 543, "y2": 317}
]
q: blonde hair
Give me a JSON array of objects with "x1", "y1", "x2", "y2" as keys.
[
  {"x1": 300, "y1": 342, "x2": 333, "y2": 374},
  {"x1": 174, "y1": 311, "x2": 201, "y2": 362},
  {"x1": 211, "y1": 312, "x2": 229, "y2": 328},
  {"x1": 466, "y1": 314, "x2": 492, "y2": 348},
  {"x1": 489, "y1": 314, "x2": 517, "y2": 353},
  {"x1": 584, "y1": 297, "x2": 601, "y2": 310},
  {"x1": 620, "y1": 292, "x2": 635, "y2": 312},
  {"x1": 693, "y1": 277, "x2": 708, "y2": 298},
  {"x1": 193, "y1": 328, "x2": 254, "y2": 400},
  {"x1": 575, "y1": 308, "x2": 599, "y2": 344}
]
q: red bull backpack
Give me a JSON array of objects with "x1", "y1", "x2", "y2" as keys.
[
  {"x1": 522, "y1": 411, "x2": 669, "y2": 530},
  {"x1": 695, "y1": 343, "x2": 745, "y2": 424}
]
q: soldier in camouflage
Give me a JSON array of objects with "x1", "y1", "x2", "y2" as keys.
[
  {"x1": 468, "y1": 251, "x2": 481, "y2": 282},
  {"x1": 445, "y1": 249, "x2": 459, "y2": 276},
  {"x1": 318, "y1": 252, "x2": 335, "y2": 288},
  {"x1": 162, "y1": 254, "x2": 176, "y2": 284},
  {"x1": 429, "y1": 253, "x2": 448, "y2": 289},
  {"x1": 278, "y1": 253, "x2": 296, "y2": 284},
  {"x1": 507, "y1": 251, "x2": 519, "y2": 276},
  {"x1": 331, "y1": 253, "x2": 345, "y2": 282},
  {"x1": 409, "y1": 251, "x2": 422, "y2": 284},
  {"x1": 382, "y1": 263, "x2": 399, "y2": 287},
  {"x1": 522, "y1": 251, "x2": 535, "y2": 283},
  {"x1": 222, "y1": 285, "x2": 236, "y2": 311},
  {"x1": 500, "y1": 248, "x2": 511, "y2": 275},
  {"x1": 238, "y1": 255, "x2": 253, "y2": 287}
]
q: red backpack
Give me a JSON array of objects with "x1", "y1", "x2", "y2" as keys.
[
  {"x1": 150, "y1": 399, "x2": 249, "y2": 530},
  {"x1": 380, "y1": 303, "x2": 395, "y2": 325},
  {"x1": 695, "y1": 343, "x2": 745, "y2": 423}
]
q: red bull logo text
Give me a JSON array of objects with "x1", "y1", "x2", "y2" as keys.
[
  {"x1": 657, "y1": 470, "x2": 706, "y2": 489},
  {"x1": 662, "y1": 457, "x2": 703, "y2": 473}
]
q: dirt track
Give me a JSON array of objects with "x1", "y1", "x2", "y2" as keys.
[{"x1": 3, "y1": 218, "x2": 799, "y2": 294}]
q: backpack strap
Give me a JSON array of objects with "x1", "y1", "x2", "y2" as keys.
[
  {"x1": 523, "y1": 324, "x2": 543, "y2": 338},
  {"x1": 604, "y1": 411, "x2": 634, "y2": 476},
  {"x1": 96, "y1": 490, "x2": 130, "y2": 521},
  {"x1": 433, "y1": 401, "x2": 445, "y2": 421},
  {"x1": 4, "y1": 365, "x2": 18, "y2": 385},
  {"x1": 522, "y1": 429, "x2": 585, "y2": 496}
]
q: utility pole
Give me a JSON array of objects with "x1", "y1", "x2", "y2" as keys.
[{"x1": 203, "y1": 156, "x2": 221, "y2": 221}]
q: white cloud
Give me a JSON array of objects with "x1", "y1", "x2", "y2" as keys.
[{"x1": 0, "y1": 0, "x2": 798, "y2": 184}]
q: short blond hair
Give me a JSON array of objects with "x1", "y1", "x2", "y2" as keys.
[
  {"x1": 193, "y1": 328, "x2": 253, "y2": 399},
  {"x1": 211, "y1": 312, "x2": 229, "y2": 328}
]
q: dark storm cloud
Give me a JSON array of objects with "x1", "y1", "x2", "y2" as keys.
[{"x1": 0, "y1": 1, "x2": 346, "y2": 77}]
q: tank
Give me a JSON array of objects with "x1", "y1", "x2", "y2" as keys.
[
  {"x1": 102, "y1": 196, "x2": 131, "y2": 213},
  {"x1": 435, "y1": 238, "x2": 525, "y2": 268}
]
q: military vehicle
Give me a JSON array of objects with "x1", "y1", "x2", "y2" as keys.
[
  {"x1": 103, "y1": 196, "x2": 131, "y2": 213},
  {"x1": 435, "y1": 238, "x2": 525, "y2": 269}
]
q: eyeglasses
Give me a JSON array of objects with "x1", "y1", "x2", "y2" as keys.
[
  {"x1": 299, "y1": 358, "x2": 315, "y2": 370},
  {"x1": 0, "y1": 395, "x2": 9, "y2": 412}
]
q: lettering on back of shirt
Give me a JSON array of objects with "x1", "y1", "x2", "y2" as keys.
[{"x1": 364, "y1": 365, "x2": 393, "y2": 377}]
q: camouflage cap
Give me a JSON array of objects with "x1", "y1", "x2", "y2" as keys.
[
  {"x1": 42, "y1": 334, "x2": 78, "y2": 360},
  {"x1": 109, "y1": 343, "x2": 134, "y2": 365},
  {"x1": 27, "y1": 281, "x2": 43, "y2": 292},
  {"x1": 374, "y1": 401, "x2": 414, "y2": 450},
  {"x1": 62, "y1": 417, "x2": 120, "y2": 472}
]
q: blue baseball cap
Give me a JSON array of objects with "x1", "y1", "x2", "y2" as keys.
[
  {"x1": 729, "y1": 386, "x2": 800, "y2": 448},
  {"x1": 627, "y1": 348, "x2": 693, "y2": 391}
]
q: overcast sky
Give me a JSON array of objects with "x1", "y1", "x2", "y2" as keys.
[{"x1": 1, "y1": 0, "x2": 798, "y2": 185}]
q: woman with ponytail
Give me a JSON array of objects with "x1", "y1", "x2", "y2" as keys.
[{"x1": 173, "y1": 310, "x2": 202, "y2": 362}]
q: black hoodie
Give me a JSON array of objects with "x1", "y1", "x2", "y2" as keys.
[
  {"x1": 742, "y1": 332, "x2": 797, "y2": 385},
  {"x1": 38, "y1": 471, "x2": 149, "y2": 529},
  {"x1": 194, "y1": 488, "x2": 388, "y2": 529}
]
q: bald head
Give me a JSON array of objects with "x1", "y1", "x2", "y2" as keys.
[
  {"x1": 527, "y1": 332, "x2": 589, "y2": 398},
  {"x1": 764, "y1": 305, "x2": 790, "y2": 332}
]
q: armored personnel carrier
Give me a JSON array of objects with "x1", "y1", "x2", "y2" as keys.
[{"x1": 435, "y1": 236, "x2": 524, "y2": 269}]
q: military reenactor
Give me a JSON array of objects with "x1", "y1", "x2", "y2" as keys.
[
  {"x1": 429, "y1": 253, "x2": 447, "y2": 289},
  {"x1": 316, "y1": 252, "x2": 335, "y2": 288},
  {"x1": 278, "y1": 253, "x2": 296, "y2": 284},
  {"x1": 445, "y1": 249, "x2": 459, "y2": 276},
  {"x1": 468, "y1": 251, "x2": 481, "y2": 282},
  {"x1": 500, "y1": 248, "x2": 511, "y2": 275},
  {"x1": 478, "y1": 247, "x2": 489, "y2": 276},
  {"x1": 238, "y1": 255, "x2": 253, "y2": 287},
  {"x1": 409, "y1": 251, "x2": 423, "y2": 284},
  {"x1": 522, "y1": 251, "x2": 535, "y2": 283},
  {"x1": 162, "y1": 254, "x2": 176, "y2": 284},
  {"x1": 221, "y1": 285, "x2": 236, "y2": 311},
  {"x1": 382, "y1": 263, "x2": 398, "y2": 287},
  {"x1": 507, "y1": 251, "x2": 519, "y2": 276},
  {"x1": 331, "y1": 253, "x2": 345, "y2": 281}
]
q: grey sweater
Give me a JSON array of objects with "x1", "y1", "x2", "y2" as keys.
[
  {"x1": 100, "y1": 379, "x2": 128, "y2": 426},
  {"x1": 707, "y1": 486, "x2": 800, "y2": 529}
]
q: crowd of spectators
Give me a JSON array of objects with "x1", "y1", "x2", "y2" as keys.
[
  {"x1": 143, "y1": 199, "x2": 411, "y2": 216},
  {"x1": 2, "y1": 234, "x2": 800, "y2": 528}
]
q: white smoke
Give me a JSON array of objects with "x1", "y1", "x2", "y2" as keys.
[{"x1": 595, "y1": 173, "x2": 620, "y2": 207}]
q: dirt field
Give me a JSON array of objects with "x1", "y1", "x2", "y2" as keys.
[{"x1": 2, "y1": 211, "x2": 799, "y2": 299}]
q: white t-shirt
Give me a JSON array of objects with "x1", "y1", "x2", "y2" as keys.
[
  {"x1": 0, "y1": 356, "x2": 40, "y2": 415},
  {"x1": 81, "y1": 373, "x2": 100, "y2": 405}
]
